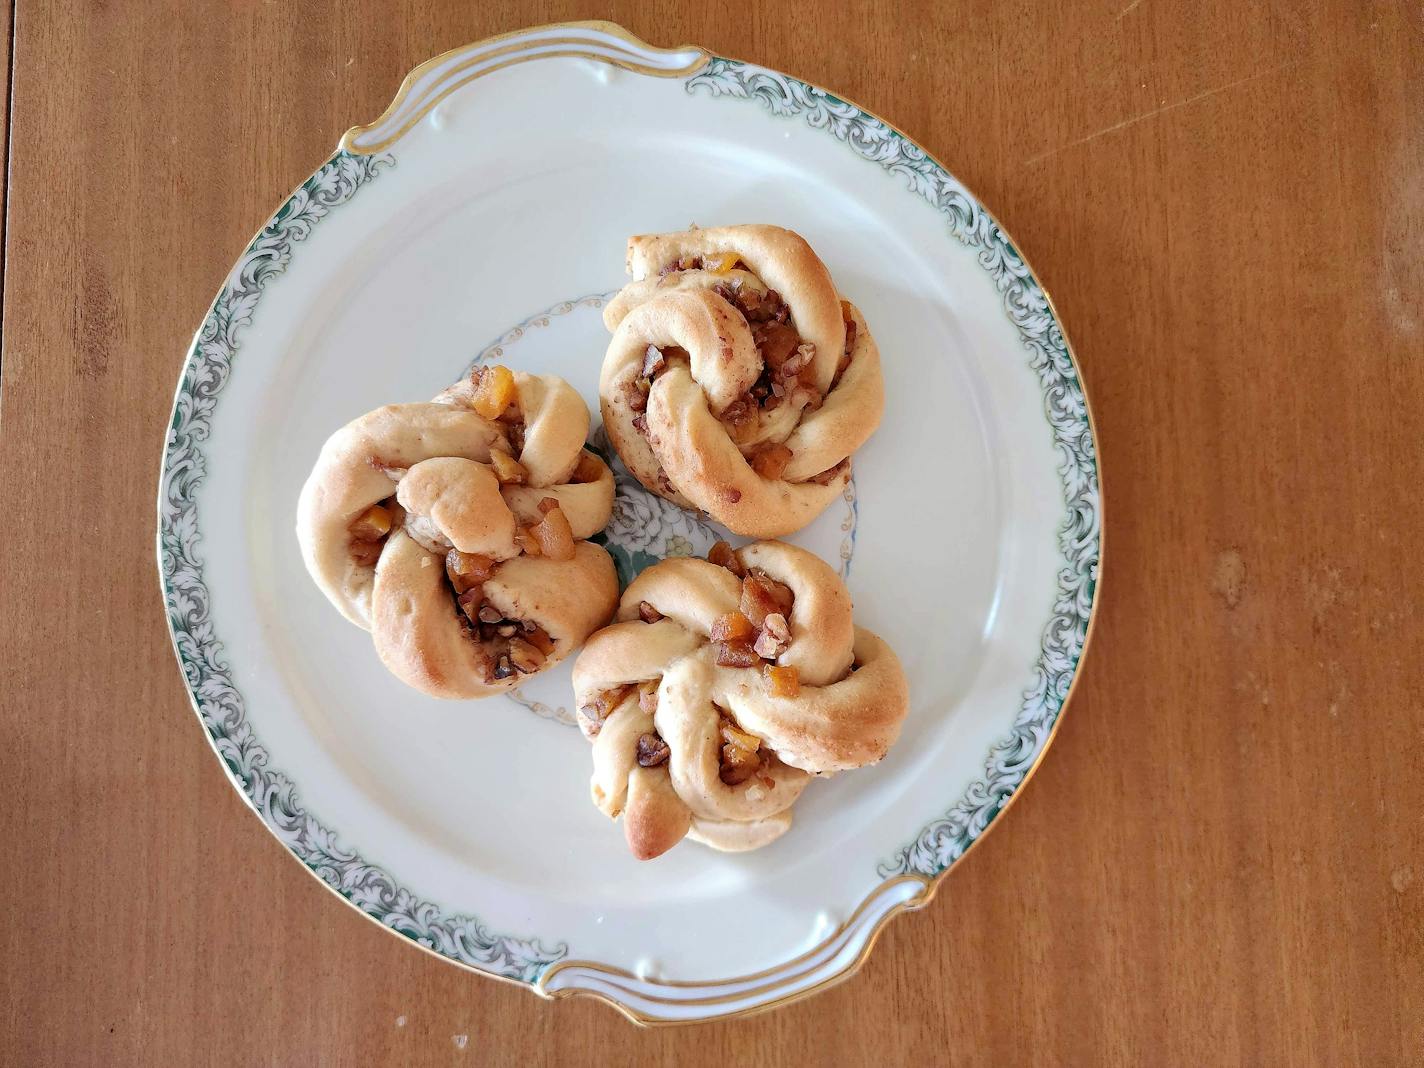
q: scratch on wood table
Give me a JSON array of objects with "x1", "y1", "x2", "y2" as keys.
[{"x1": 1025, "y1": 62, "x2": 1293, "y2": 165}]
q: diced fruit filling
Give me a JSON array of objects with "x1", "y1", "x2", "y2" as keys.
[
  {"x1": 638, "y1": 600, "x2": 664, "y2": 623},
  {"x1": 571, "y1": 451, "x2": 604, "y2": 483},
  {"x1": 578, "y1": 684, "x2": 634, "y2": 738},
  {"x1": 581, "y1": 682, "x2": 775, "y2": 793},
  {"x1": 703, "y1": 543, "x2": 799, "y2": 693},
  {"x1": 718, "y1": 710, "x2": 774, "y2": 787},
  {"x1": 444, "y1": 548, "x2": 554, "y2": 684},
  {"x1": 517, "y1": 498, "x2": 575, "y2": 561},
  {"x1": 706, "y1": 539, "x2": 746, "y2": 577},
  {"x1": 749, "y1": 442, "x2": 793, "y2": 480},
  {"x1": 658, "y1": 253, "x2": 748, "y2": 277},
  {"x1": 709, "y1": 278, "x2": 824, "y2": 437},
  {"x1": 489, "y1": 447, "x2": 526, "y2": 485},
  {"x1": 762, "y1": 663, "x2": 801, "y2": 698},
  {"x1": 835, "y1": 300, "x2": 857, "y2": 386},
  {"x1": 636, "y1": 732, "x2": 671, "y2": 767},
  {"x1": 349, "y1": 502, "x2": 394, "y2": 565},
  {"x1": 710, "y1": 611, "x2": 755, "y2": 644},
  {"x1": 445, "y1": 549, "x2": 496, "y2": 594},
  {"x1": 806, "y1": 458, "x2": 851, "y2": 486},
  {"x1": 469, "y1": 364, "x2": 516, "y2": 420},
  {"x1": 466, "y1": 365, "x2": 526, "y2": 453},
  {"x1": 638, "y1": 261, "x2": 862, "y2": 490},
  {"x1": 623, "y1": 345, "x2": 690, "y2": 430}
]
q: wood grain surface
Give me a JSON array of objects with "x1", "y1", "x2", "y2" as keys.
[{"x1": 2, "y1": 1, "x2": 1421, "y2": 1064}]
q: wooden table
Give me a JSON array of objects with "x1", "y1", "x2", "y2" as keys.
[{"x1": 4, "y1": 2, "x2": 1420, "y2": 1063}]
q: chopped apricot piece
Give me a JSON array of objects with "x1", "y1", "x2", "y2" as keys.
[
  {"x1": 528, "y1": 503, "x2": 575, "y2": 561},
  {"x1": 707, "y1": 540, "x2": 746, "y2": 576},
  {"x1": 523, "y1": 625, "x2": 555, "y2": 655},
  {"x1": 750, "y1": 443, "x2": 794, "y2": 480},
  {"x1": 445, "y1": 550, "x2": 496, "y2": 594},
  {"x1": 350, "y1": 503, "x2": 392, "y2": 541},
  {"x1": 489, "y1": 449, "x2": 527, "y2": 485},
  {"x1": 715, "y1": 641, "x2": 760, "y2": 669},
  {"x1": 740, "y1": 573, "x2": 786, "y2": 628},
  {"x1": 763, "y1": 663, "x2": 800, "y2": 698},
  {"x1": 516, "y1": 527, "x2": 542, "y2": 556},
  {"x1": 707, "y1": 251, "x2": 740, "y2": 275},
  {"x1": 717, "y1": 715, "x2": 763, "y2": 785},
  {"x1": 572, "y1": 452, "x2": 603, "y2": 483},
  {"x1": 470, "y1": 365, "x2": 516, "y2": 420},
  {"x1": 710, "y1": 611, "x2": 755, "y2": 643},
  {"x1": 720, "y1": 720, "x2": 761, "y2": 752}
]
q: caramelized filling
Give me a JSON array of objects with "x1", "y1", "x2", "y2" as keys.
[
  {"x1": 703, "y1": 543, "x2": 799, "y2": 690},
  {"x1": 834, "y1": 300, "x2": 857, "y2": 387},
  {"x1": 348, "y1": 502, "x2": 394, "y2": 566},
  {"x1": 468, "y1": 365, "x2": 526, "y2": 452},
  {"x1": 641, "y1": 261, "x2": 862, "y2": 492},
  {"x1": 514, "y1": 498, "x2": 575, "y2": 561},
  {"x1": 658, "y1": 254, "x2": 747, "y2": 277},
  {"x1": 444, "y1": 547, "x2": 556, "y2": 684},
  {"x1": 636, "y1": 732, "x2": 671, "y2": 767},
  {"x1": 489, "y1": 448, "x2": 526, "y2": 485},
  {"x1": 718, "y1": 710, "x2": 769, "y2": 786},
  {"x1": 578, "y1": 684, "x2": 634, "y2": 737},
  {"x1": 469, "y1": 364, "x2": 516, "y2": 420},
  {"x1": 570, "y1": 451, "x2": 604, "y2": 483}
]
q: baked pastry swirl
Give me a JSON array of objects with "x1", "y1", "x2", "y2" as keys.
[
  {"x1": 297, "y1": 365, "x2": 619, "y2": 699},
  {"x1": 572, "y1": 540, "x2": 908, "y2": 859},
  {"x1": 600, "y1": 224, "x2": 885, "y2": 538}
]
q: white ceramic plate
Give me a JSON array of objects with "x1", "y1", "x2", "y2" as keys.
[{"x1": 158, "y1": 22, "x2": 1101, "y2": 1024}]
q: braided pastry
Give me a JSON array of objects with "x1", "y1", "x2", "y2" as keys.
[
  {"x1": 297, "y1": 366, "x2": 619, "y2": 699},
  {"x1": 600, "y1": 224, "x2": 885, "y2": 538},
  {"x1": 572, "y1": 540, "x2": 908, "y2": 859}
]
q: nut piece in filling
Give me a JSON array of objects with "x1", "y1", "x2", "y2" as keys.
[
  {"x1": 703, "y1": 545, "x2": 799, "y2": 678},
  {"x1": 441, "y1": 548, "x2": 557, "y2": 684},
  {"x1": 636, "y1": 732, "x2": 671, "y2": 768},
  {"x1": 578, "y1": 684, "x2": 633, "y2": 737},
  {"x1": 719, "y1": 713, "x2": 764, "y2": 785}
]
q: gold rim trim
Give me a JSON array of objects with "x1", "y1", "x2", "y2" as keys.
[
  {"x1": 338, "y1": 21, "x2": 709, "y2": 155},
  {"x1": 172, "y1": 20, "x2": 1105, "y2": 1028}
]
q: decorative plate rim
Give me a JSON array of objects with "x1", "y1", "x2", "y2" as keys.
[{"x1": 155, "y1": 21, "x2": 1104, "y2": 1026}]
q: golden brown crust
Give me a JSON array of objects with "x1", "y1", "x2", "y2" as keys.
[
  {"x1": 297, "y1": 370, "x2": 618, "y2": 699},
  {"x1": 571, "y1": 541, "x2": 909, "y2": 859},
  {"x1": 598, "y1": 225, "x2": 884, "y2": 537}
]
